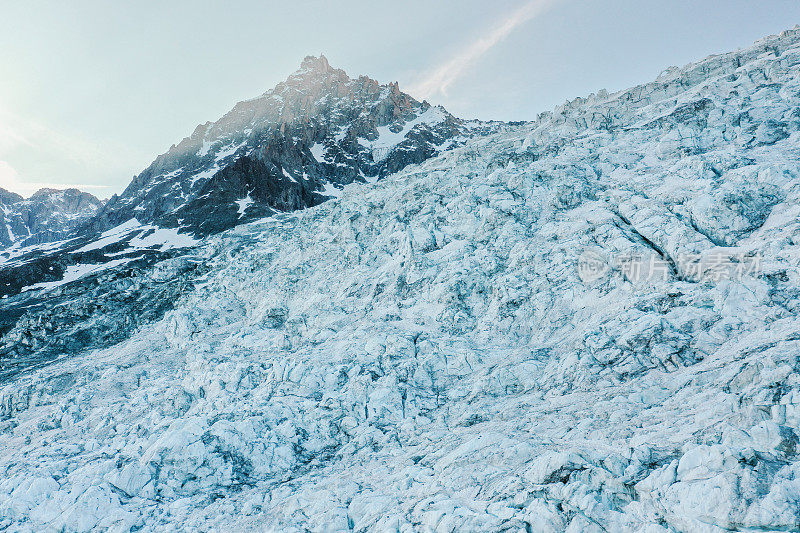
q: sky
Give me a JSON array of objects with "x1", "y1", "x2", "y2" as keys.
[{"x1": 1, "y1": 0, "x2": 799, "y2": 198}]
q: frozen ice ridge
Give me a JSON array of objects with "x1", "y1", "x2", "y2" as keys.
[{"x1": 2, "y1": 27, "x2": 800, "y2": 531}]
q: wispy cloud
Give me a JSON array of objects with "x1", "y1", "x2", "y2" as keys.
[
  {"x1": 0, "y1": 105, "x2": 141, "y2": 198},
  {"x1": 0, "y1": 161, "x2": 23, "y2": 192},
  {"x1": 408, "y1": 0, "x2": 558, "y2": 100},
  {"x1": 0, "y1": 160, "x2": 110, "y2": 197},
  {"x1": 0, "y1": 121, "x2": 31, "y2": 153},
  {"x1": 0, "y1": 107, "x2": 112, "y2": 170}
]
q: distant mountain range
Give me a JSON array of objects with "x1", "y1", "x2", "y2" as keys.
[{"x1": 0, "y1": 188, "x2": 102, "y2": 249}]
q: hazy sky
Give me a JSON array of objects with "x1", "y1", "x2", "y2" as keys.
[{"x1": 1, "y1": 0, "x2": 798, "y2": 198}]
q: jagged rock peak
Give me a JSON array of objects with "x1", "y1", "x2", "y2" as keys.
[
  {"x1": 0, "y1": 187, "x2": 102, "y2": 250},
  {"x1": 27, "y1": 187, "x2": 100, "y2": 203},
  {"x1": 299, "y1": 54, "x2": 331, "y2": 73},
  {"x1": 89, "y1": 51, "x2": 475, "y2": 239},
  {"x1": 0, "y1": 187, "x2": 23, "y2": 205},
  {"x1": 281, "y1": 54, "x2": 355, "y2": 93}
]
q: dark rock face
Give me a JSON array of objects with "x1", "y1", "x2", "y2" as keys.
[
  {"x1": 0, "y1": 55, "x2": 486, "y2": 382},
  {"x1": 167, "y1": 156, "x2": 324, "y2": 235},
  {"x1": 90, "y1": 55, "x2": 475, "y2": 237},
  {"x1": 0, "y1": 188, "x2": 23, "y2": 206},
  {"x1": 0, "y1": 188, "x2": 102, "y2": 249},
  {"x1": 0, "y1": 254, "x2": 67, "y2": 297}
]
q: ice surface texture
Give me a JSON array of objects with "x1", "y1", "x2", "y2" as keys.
[{"x1": 2, "y1": 28, "x2": 800, "y2": 531}]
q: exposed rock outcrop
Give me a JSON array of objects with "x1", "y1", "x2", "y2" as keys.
[{"x1": 0, "y1": 188, "x2": 102, "y2": 249}]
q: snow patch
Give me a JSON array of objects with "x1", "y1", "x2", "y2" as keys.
[
  {"x1": 235, "y1": 194, "x2": 254, "y2": 219},
  {"x1": 21, "y1": 257, "x2": 137, "y2": 292},
  {"x1": 317, "y1": 181, "x2": 342, "y2": 198},
  {"x1": 74, "y1": 219, "x2": 143, "y2": 252},
  {"x1": 281, "y1": 168, "x2": 297, "y2": 183},
  {"x1": 128, "y1": 227, "x2": 199, "y2": 251},
  {"x1": 359, "y1": 106, "x2": 447, "y2": 156},
  {"x1": 310, "y1": 143, "x2": 327, "y2": 163}
]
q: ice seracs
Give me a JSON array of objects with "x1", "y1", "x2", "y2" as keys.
[{"x1": 2, "y1": 27, "x2": 800, "y2": 532}]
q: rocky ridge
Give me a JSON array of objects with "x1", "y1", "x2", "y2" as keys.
[
  {"x1": 90, "y1": 54, "x2": 480, "y2": 236},
  {"x1": 1, "y1": 26, "x2": 800, "y2": 531},
  {"x1": 0, "y1": 187, "x2": 102, "y2": 250}
]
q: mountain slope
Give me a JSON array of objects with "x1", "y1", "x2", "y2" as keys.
[
  {"x1": 91, "y1": 55, "x2": 476, "y2": 235},
  {"x1": 2, "y1": 28, "x2": 800, "y2": 531},
  {"x1": 0, "y1": 56, "x2": 482, "y2": 300},
  {"x1": 0, "y1": 55, "x2": 483, "y2": 360},
  {"x1": 0, "y1": 188, "x2": 102, "y2": 250}
]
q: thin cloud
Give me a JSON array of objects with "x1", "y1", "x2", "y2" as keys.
[
  {"x1": 0, "y1": 160, "x2": 110, "y2": 197},
  {"x1": 0, "y1": 107, "x2": 113, "y2": 169},
  {"x1": 0, "y1": 122, "x2": 32, "y2": 152},
  {"x1": 0, "y1": 161, "x2": 21, "y2": 191},
  {"x1": 0, "y1": 105, "x2": 144, "y2": 198},
  {"x1": 408, "y1": 0, "x2": 558, "y2": 99}
]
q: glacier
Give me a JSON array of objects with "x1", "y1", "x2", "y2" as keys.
[{"x1": 2, "y1": 28, "x2": 800, "y2": 532}]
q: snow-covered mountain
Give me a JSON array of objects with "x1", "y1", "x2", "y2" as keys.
[
  {"x1": 0, "y1": 55, "x2": 484, "y2": 350},
  {"x1": 90, "y1": 55, "x2": 480, "y2": 236},
  {"x1": 0, "y1": 56, "x2": 486, "y2": 301},
  {"x1": 2, "y1": 27, "x2": 800, "y2": 531},
  {"x1": 0, "y1": 187, "x2": 102, "y2": 250}
]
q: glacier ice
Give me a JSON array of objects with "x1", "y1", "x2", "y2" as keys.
[{"x1": 2, "y1": 28, "x2": 800, "y2": 531}]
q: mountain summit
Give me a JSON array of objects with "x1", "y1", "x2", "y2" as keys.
[{"x1": 91, "y1": 56, "x2": 473, "y2": 235}]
